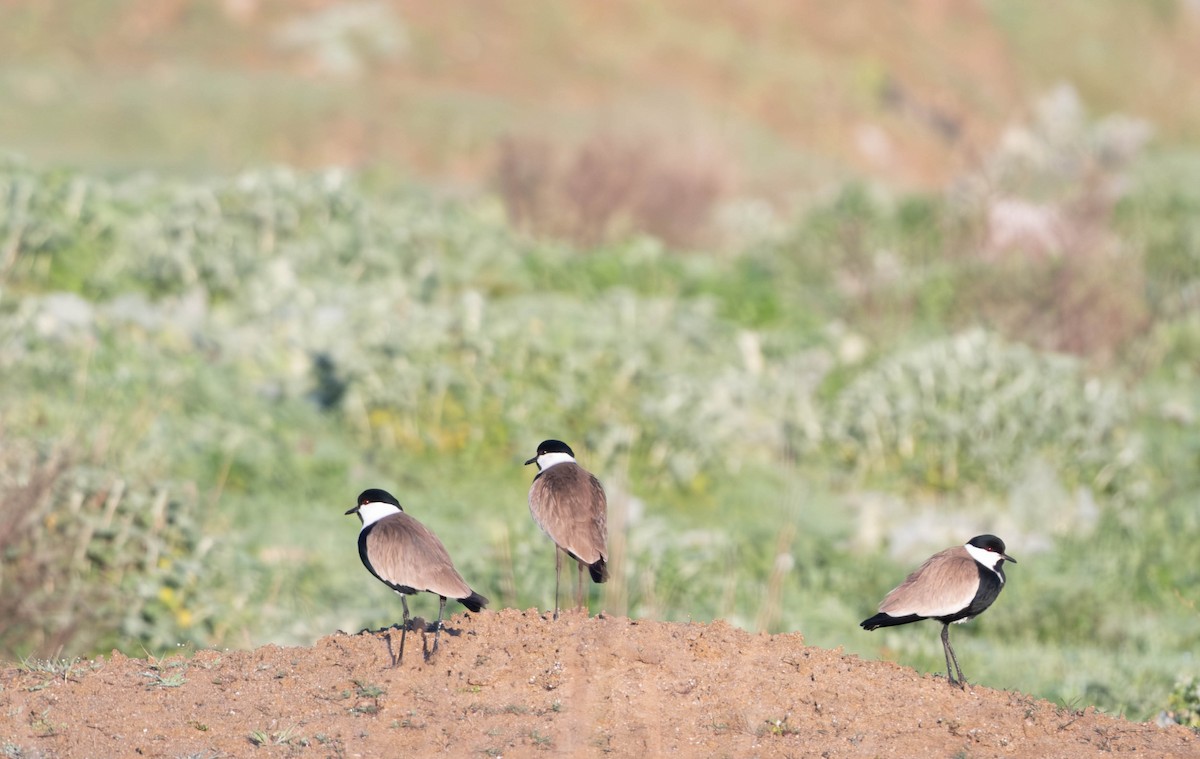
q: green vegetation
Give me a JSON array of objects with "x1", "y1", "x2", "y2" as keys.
[
  {"x1": 349, "y1": 680, "x2": 385, "y2": 716},
  {"x1": 248, "y1": 726, "x2": 302, "y2": 748},
  {"x1": 1, "y1": 3, "x2": 1198, "y2": 726},
  {"x1": 1165, "y1": 676, "x2": 1200, "y2": 729},
  {"x1": 2, "y1": 128, "x2": 1198, "y2": 721}
]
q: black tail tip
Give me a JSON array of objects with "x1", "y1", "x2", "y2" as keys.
[
  {"x1": 589, "y1": 559, "x2": 609, "y2": 584},
  {"x1": 460, "y1": 592, "x2": 489, "y2": 613},
  {"x1": 860, "y1": 611, "x2": 921, "y2": 630}
]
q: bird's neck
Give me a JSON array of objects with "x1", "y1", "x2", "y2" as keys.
[
  {"x1": 537, "y1": 452, "x2": 576, "y2": 471},
  {"x1": 358, "y1": 501, "x2": 402, "y2": 528}
]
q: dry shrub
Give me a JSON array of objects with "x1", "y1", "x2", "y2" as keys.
[
  {"x1": 956, "y1": 86, "x2": 1153, "y2": 362},
  {"x1": 960, "y1": 253, "x2": 1147, "y2": 366},
  {"x1": 969, "y1": 176, "x2": 1148, "y2": 362},
  {"x1": 0, "y1": 446, "x2": 72, "y2": 655},
  {"x1": 493, "y1": 134, "x2": 557, "y2": 237},
  {"x1": 494, "y1": 132, "x2": 731, "y2": 248},
  {"x1": 0, "y1": 438, "x2": 208, "y2": 659}
]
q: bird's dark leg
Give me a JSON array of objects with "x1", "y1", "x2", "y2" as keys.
[
  {"x1": 396, "y1": 594, "x2": 410, "y2": 667},
  {"x1": 553, "y1": 547, "x2": 563, "y2": 620},
  {"x1": 941, "y1": 623, "x2": 965, "y2": 688},
  {"x1": 383, "y1": 632, "x2": 396, "y2": 667},
  {"x1": 431, "y1": 596, "x2": 447, "y2": 656},
  {"x1": 576, "y1": 560, "x2": 586, "y2": 612}
]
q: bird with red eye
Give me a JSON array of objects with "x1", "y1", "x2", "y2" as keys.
[{"x1": 861, "y1": 534, "x2": 1016, "y2": 688}]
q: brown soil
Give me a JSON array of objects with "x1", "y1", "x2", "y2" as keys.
[{"x1": 1, "y1": 609, "x2": 1194, "y2": 758}]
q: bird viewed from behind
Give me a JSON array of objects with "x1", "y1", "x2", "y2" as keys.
[
  {"x1": 525, "y1": 439, "x2": 609, "y2": 619},
  {"x1": 345, "y1": 488, "x2": 488, "y2": 665},
  {"x1": 860, "y1": 534, "x2": 1016, "y2": 687}
]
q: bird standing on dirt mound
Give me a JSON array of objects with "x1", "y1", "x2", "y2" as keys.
[
  {"x1": 345, "y1": 488, "x2": 488, "y2": 665},
  {"x1": 525, "y1": 439, "x2": 609, "y2": 619},
  {"x1": 860, "y1": 534, "x2": 1016, "y2": 687}
]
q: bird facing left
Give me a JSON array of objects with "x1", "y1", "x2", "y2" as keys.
[{"x1": 344, "y1": 488, "x2": 488, "y2": 665}]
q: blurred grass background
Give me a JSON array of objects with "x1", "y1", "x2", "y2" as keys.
[{"x1": 1, "y1": 0, "x2": 1199, "y2": 724}]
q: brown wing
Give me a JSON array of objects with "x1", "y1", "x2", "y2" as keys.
[
  {"x1": 878, "y1": 546, "x2": 979, "y2": 618},
  {"x1": 365, "y1": 513, "x2": 473, "y2": 600},
  {"x1": 529, "y1": 463, "x2": 608, "y2": 564}
]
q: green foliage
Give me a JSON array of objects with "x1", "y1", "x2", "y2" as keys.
[
  {"x1": 17, "y1": 655, "x2": 92, "y2": 681},
  {"x1": 1, "y1": 154, "x2": 1199, "y2": 724},
  {"x1": 249, "y1": 726, "x2": 302, "y2": 747},
  {"x1": 1117, "y1": 152, "x2": 1200, "y2": 319},
  {"x1": 825, "y1": 330, "x2": 1141, "y2": 496},
  {"x1": 1, "y1": 160, "x2": 526, "y2": 302},
  {"x1": 0, "y1": 162, "x2": 108, "y2": 285},
  {"x1": 1163, "y1": 676, "x2": 1200, "y2": 729}
]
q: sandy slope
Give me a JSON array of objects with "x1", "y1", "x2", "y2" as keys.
[{"x1": 1, "y1": 609, "x2": 1194, "y2": 758}]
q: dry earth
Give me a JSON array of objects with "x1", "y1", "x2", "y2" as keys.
[{"x1": 1, "y1": 609, "x2": 1195, "y2": 758}]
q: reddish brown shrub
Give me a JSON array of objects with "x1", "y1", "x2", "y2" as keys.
[
  {"x1": 968, "y1": 177, "x2": 1148, "y2": 362},
  {"x1": 494, "y1": 132, "x2": 731, "y2": 249}
]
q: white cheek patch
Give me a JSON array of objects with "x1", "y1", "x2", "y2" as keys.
[
  {"x1": 964, "y1": 542, "x2": 1005, "y2": 582},
  {"x1": 358, "y1": 501, "x2": 401, "y2": 528},
  {"x1": 536, "y1": 451, "x2": 575, "y2": 470}
]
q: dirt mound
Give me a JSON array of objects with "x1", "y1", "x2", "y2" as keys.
[{"x1": 1, "y1": 609, "x2": 1194, "y2": 758}]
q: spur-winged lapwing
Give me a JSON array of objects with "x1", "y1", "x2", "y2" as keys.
[
  {"x1": 525, "y1": 439, "x2": 609, "y2": 619},
  {"x1": 345, "y1": 488, "x2": 488, "y2": 664},
  {"x1": 860, "y1": 534, "x2": 1016, "y2": 687}
]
